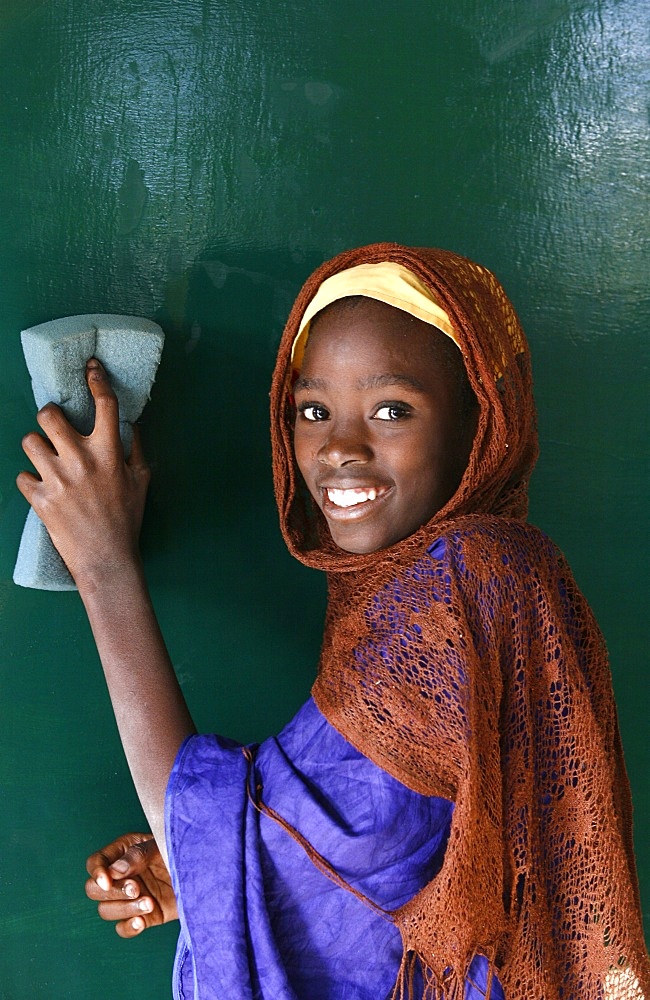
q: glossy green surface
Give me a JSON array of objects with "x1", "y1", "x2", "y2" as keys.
[{"x1": 1, "y1": 1, "x2": 647, "y2": 995}]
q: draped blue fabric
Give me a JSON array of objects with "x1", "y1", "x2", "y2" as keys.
[{"x1": 166, "y1": 697, "x2": 503, "y2": 999}]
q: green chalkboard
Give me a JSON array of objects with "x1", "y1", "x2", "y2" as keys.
[{"x1": 1, "y1": 2, "x2": 647, "y2": 997}]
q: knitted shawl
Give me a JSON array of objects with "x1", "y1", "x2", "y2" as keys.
[{"x1": 269, "y1": 243, "x2": 649, "y2": 999}]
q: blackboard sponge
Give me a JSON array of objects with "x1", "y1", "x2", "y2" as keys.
[{"x1": 14, "y1": 314, "x2": 165, "y2": 591}]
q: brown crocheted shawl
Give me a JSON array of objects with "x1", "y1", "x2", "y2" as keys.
[{"x1": 269, "y1": 244, "x2": 649, "y2": 999}]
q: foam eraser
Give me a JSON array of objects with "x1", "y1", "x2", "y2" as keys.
[{"x1": 14, "y1": 314, "x2": 164, "y2": 591}]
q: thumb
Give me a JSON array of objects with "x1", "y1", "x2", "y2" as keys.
[
  {"x1": 108, "y1": 837, "x2": 159, "y2": 878},
  {"x1": 85, "y1": 357, "x2": 121, "y2": 448}
]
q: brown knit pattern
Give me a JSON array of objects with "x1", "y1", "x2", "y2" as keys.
[{"x1": 269, "y1": 244, "x2": 649, "y2": 999}]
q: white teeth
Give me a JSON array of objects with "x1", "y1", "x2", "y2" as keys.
[{"x1": 327, "y1": 488, "x2": 378, "y2": 508}]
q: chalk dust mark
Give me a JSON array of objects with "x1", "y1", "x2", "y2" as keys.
[{"x1": 118, "y1": 159, "x2": 148, "y2": 235}]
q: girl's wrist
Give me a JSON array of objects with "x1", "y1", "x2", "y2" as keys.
[{"x1": 74, "y1": 550, "x2": 147, "y2": 602}]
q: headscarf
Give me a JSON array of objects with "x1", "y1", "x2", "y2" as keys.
[
  {"x1": 290, "y1": 260, "x2": 461, "y2": 373},
  {"x1": 269, "y1": 244, "x2": 649, "y2": 999}
]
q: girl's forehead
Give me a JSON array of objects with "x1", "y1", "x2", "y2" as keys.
[
  {"x1": 300, "y1": 297, "x2": 465, "y2": 380},
  {"x1": 291, "y1": 279, "x2": 461, "y2": 375}
]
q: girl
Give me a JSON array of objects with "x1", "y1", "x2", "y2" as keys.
[{"x1": 18, "y1": 244, "x2": 649, "y2": 999}]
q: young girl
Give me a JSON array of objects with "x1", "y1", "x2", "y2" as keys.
[{"x1": 18, "y1": 244, "x2": 648, "y2": 999}]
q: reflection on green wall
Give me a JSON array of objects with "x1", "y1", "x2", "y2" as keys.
[{"x1": 1, "y1": 2, "x2": 647, "y2": 996}]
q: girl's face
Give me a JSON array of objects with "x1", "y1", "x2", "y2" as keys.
[{"x1": 292, "y1": 297, "x2": 477, "y2": 554}]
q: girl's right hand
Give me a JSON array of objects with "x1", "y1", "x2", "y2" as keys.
[
  {"x1": 85, "y1": 833, "x2": 178, "y2": 938},
  {"x1": 16, "y1": 358, "x2": 150, "y2": 592}
]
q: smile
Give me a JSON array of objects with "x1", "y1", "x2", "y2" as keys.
[
  {"x1": 326, "y1": 487, "x2": 381, "y2": 508},
  {"x1": 325, "y1": 486, "x2": 386, "y2": 509}
]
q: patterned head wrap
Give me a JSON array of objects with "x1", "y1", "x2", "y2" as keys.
[
  {"x1": 290, "y1": 260, "x2": 460, "y2": 375},
  {"x1": 272, "y1": 243, "x2": 536, "y2": 573}
]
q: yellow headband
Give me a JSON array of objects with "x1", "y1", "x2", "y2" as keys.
[{"x1": 290, "y1": 261, "x2": 458, "y2": 372}]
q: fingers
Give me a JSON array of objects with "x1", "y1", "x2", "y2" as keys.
[
  {"x1": 107, "y1": 836, "x2": 159, "y2": 878},
  {"x1": 85, "y1": 834, "x2": 175, "y2": 938},
  {"x1": 17, "y1": 422, "x2": 58, "y2": 489},
  {"x1": 16, "y1": 468, "x2": 42, "y2": 504},
  {"x1": 17, "y1": 429, "x2": 59, "y2": 505},
  {"x1": 35, "y1": 401, "x2": 73, "y2": 443},
  {"x1": 85, "y1": 357, "x2": 114, "y2": 398},
  {"x1": 116, "y1": 914, "x2": 149, "y2": 938},
  {"x1": 86, "y1": 833, "x2": 154, "y2": 889},
  {"x1": 22, "y1": 426, "x2": 57, "y2": 461},
  {"x1": 85, "y1": 834, "x2": 159, "y2": 937},
  {"x1": 98, "y1": 896, "x2": 155, "y2": 921},
  {"x1": 18, "y1": 359, "x2": 121, "y2": 472},
  {"x1": 84, "y1": 871, "x2": 155, "y2": 936},
  {"x1": 28, "y1": 403, "x2": 84, "y2": 465},
  {"x1": 127, "y1": 423, "x2": 149, "y2": 474},
  {"x1": 85, "y1": 359, "x2": 122, "y2": 450},
  {"x1": 86, "y1": 884, "x2": 157, "y2": 938},
  {"x1": 85, "y1": 874, "x2": 141, "y2": 902}
]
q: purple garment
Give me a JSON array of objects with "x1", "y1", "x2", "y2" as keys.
[{"x1": 165, "y1": 697, "x2": 504, "y2": 1000}]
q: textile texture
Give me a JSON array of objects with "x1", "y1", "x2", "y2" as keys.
[
  {"x1": 269, "y1": 243, "x2": 649, "y2": 999},
  {"x1": 166, "y1": 697, "x2": 475, "y2": 1000}
]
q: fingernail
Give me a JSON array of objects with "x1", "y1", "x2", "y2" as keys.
[
  {"x1": 96, "y1": 873, "x2": 110, "y2": 892},
  {"x1": 124, "y1": 881, "x2": 138, "y2": 899},
  {"x1": 110, "y1": 859, "x2": 129, "y2": 874},
  {"x1": 139, "y1": 898, "x2": 153, "y2": 912},
  {"x1": 132, "y1": 917, "x2": 144, "y2": 932}
]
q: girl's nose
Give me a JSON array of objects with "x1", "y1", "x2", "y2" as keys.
[{"x1": 317, "y1": 422, "x2": 373, "y2": 467}]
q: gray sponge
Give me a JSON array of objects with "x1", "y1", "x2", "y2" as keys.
[{"x1": 14, "y1": 314, "x2": 165, "y2": 591}]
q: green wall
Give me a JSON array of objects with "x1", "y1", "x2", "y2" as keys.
[{"x1": 1, "y1": 1, "x2": 647, "y2": 995}]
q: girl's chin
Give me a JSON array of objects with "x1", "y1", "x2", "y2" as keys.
[{"x1": 325, "y1": 521, "x2": 398, "y2": 555}]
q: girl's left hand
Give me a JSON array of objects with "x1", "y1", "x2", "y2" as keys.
[
  {"x1": 16, "y1": 358, "x2": 151, "y2": 590},
  {"x1": 85, "y1": 833, "x2": 178, "y2": 938}
]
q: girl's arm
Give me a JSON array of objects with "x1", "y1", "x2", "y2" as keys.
[{"x1": 16, "y1": 359, "x2": 195, "y2": 866}]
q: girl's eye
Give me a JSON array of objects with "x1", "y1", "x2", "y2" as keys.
[
  {"x1": 298, "y1": 403, "x2": 330, "y2": 422},
  {"x1": 374, "y1": 403, "x2": 411, "y2": 421}
]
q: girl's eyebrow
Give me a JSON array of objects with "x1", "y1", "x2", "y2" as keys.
[
  {"x1": 293, "y1": 373, "x2": 426, "y2": 393},
  {"x1": 293, "y1": 375, "x2": 327, "y2": 392},
  {"x1": 359, "y1": 373, "x2": 427, "y2": 392}
]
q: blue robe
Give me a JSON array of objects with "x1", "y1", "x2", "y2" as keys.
[{"x1": 165, "y1": 697, "x2": 504, "y2": 999}]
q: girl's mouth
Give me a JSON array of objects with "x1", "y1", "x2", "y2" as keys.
[
  {"x1": 326, "y1": 487, "x2": 378, "y2": 508},
  {"x1": 322, "y1": 486, "x2": 391, "y2": 518}
]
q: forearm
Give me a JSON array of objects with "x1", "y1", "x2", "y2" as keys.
[
  {"x1": 79, "y1": 558, "x2": 196, "y2": 868},
  {"x1": 17, "y1": 361, "x2": 197, "y2": 865}
]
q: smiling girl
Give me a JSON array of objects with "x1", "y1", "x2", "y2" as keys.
[
  {"x1": 292, "y1": 295, "x2": 477, "y2": 555},
  {"x1": 18, "y1": 244, "x2": 648, "y2": 999}
]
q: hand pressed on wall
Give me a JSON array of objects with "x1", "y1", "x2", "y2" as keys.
[{"x1": 16, "y1": 358, "x2": 150, "y2": 590}]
